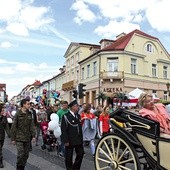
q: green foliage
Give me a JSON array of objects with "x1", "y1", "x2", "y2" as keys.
[{"x1": 95, "y1": 91, "x2": 108, "y2": 107}]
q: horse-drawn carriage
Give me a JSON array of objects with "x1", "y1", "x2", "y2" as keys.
[{"x1": 94, "y1": 108, "x2": 170, "y2": 170}]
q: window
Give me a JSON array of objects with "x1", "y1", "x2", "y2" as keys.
[
  {"x1": 152, "y1": 90, "x2": 157, "y2": 98},
  {"x1": 81, "y1": 67, "x2": 84, "y2": 80},
  {"x1": 67, "y1": 59, "x2": 70, "y2": 67},
  {"x1": 107, "y1": 58, "x2": 118, "y2": 72},
  {"x1": 87, "y1": 64, "x2": 90, "y2": 78},
  {"x1": 146, "y1": 43, "x2": 154, "y2": 53},
  {"x1": 93, "y1": 61, "x2": 97, "y2": 76},
  {"x1": 71, "y1": 56, "x2": 74, "y2": 65},
  {"x1": 152, "y1": 64, "x2": 157, "y2": 77},
  {"x1": 164, "y1": 91, "x2": 168, "y2": 101},
  {"x1": 75, "y1": 52, "x2": 79, "y2": 63},
  {"x1": 72, "y1": 71, "x2": 74, "y2": 79},
  {"x1": 163, "y1": 66, "x2": 168, "y2": 78},
  {"x1": 131, "y1": 58, "x2": 137, "y2": 74},
  {"x1": 76, "y1": 70, "x2": 79, "y2": 81}
]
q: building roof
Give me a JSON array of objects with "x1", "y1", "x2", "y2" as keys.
[
  {"x1": 32, "y1": 80, "x2": 41, "y2": 86},
  {"x1": 79, "y1": 29, "x2": 160, "y2": 64},
  {"x1": 102, "y1": 29, "x2": 158, "y2": 51}
]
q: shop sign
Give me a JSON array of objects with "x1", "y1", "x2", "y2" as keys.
[{"x1": 103, "y1": 87, "x2": 122, "y2": 93}]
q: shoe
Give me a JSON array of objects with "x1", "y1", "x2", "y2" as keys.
[
  {"x1": 0, "y1": 159, "x2": 4, "y2": 168},
  {"x1": 41, "y1": 145, "x2": 46, "y2": 150},
  {"x1": 58, "y1": 152, "x2": 64, "y2": 158}
]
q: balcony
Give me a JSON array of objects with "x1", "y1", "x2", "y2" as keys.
[
  {"x1": 62, "y1": 80, "x2": 76, "y2": 91},
  {"x1": 100, "y1": 71, "x2": 124, "y2": 80}
]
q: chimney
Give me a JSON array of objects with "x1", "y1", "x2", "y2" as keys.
[
  {"x1": 99, "y1": 39, "x2": 114, "y2": 49},
  {"x1": 116, "y1": 32, "x2": 126, "y2": 39}
]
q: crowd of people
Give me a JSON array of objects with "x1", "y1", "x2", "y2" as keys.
[{"x1": 0, "y1": 92, "x2": 170, "y2": 169}]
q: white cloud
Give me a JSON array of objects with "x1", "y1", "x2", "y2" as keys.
[
  {"x1": 6, "y1": 23, "x2": 29, "y2": 36},
  {"x1": 94, "y1": 20, "x2": 140, "y2": 38},
  {"x1": 19, "y1": 6, "x2": 54, "y2": 31},
  {"x1": 15, "y1": 62, "x2": 36, "y2": 72},
  {"x1": 0, "y1": 67, "x2": 15, "y2": 74},
  {"x1": 0, "y1": 0, "x2": 53, "y2": 36},
  {"x1": 0, "y1": 0, "x2": 21, "y2": 20},
  {"x1": 71, "y1": 0, "x2": 170, "y2": 37},
  {"x1": 0, "y1": 59, "x2": 7, "y2": 64},
  {"x1": 0, "y1": 41, "x2": 15, "y2": 48},
  {"x1": 71, "y1": 0, "x2": 97, "y2": 25},
  {"x1": 47, "y1": 26, "x2": 71, "y2": 44},
  {"x1": 0, "y1": 28, "x2": 5, "y2": 34},
  {"x1": 38, "y1": 62, "x2": 48, "y2": 69},
  {"x1": 145, "y1": 0, "x2": 170, "y2": 32},
  {"x1": 0, "y1": 34, "x2": 67, "y2": 48}
]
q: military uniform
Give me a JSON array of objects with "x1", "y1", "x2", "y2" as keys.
[
  {"x1": 0, "y1": 115, "x2": 10, "y2": 168},
  {"x1": 61, "y1": 102, "x2": 84, "y2": 170},
  {"x1": 11, "y1": 109, "x2": 35, "y2": 170}
]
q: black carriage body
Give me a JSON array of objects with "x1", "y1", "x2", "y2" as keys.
[{"x1": 109, "y1": 108, "x2": 170, "y2": 170}]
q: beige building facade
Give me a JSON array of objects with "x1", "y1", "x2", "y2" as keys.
[{"x1": 78, "y1": 30, "x2": 170, "y2": 106}]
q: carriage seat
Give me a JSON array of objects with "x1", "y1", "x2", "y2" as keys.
[{"x1": 110, "y1": 108, "x2": 160, "y2": 138}]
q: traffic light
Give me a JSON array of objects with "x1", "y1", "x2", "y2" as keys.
[
  {"x1": 72, "y1": 90, "x2": 78, "y2": 99},
  {"x1": 78, "y1": 83, "x2": 86, "y2": 99}
]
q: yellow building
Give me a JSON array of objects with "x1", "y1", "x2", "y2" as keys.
[
  {"x1": 62, "y1": 42, "x2": 100, "y2": 102},
  {"x1": 79, "y1": 29, "x2": 170, "y2": 106}
]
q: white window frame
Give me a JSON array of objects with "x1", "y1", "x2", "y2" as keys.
[
  {"x1": 131, "y1": 58, "x2": 137, "y2": 74},
  {"x1": 67, "y1": 59, "x2": 70, "y2": 67},
  {"x1": 152, "y1": 90, "x2": 157, "y2": 98},
  {"x1": 107, "y1": 58, "x2": 118, "y2": 72},
  {"x1": 152, "y1": 64, "x2": 157, "y2": 77},
  {"x1": 146, "y1": 43, "x2": 154, "y2": 53},
  {"x1": 76, "y1": 52, "x2": 79, "y2": 63},
  {"x1": 163, "y1": 65, "x2": 168, "y2": 78},
  {"x1": 71, "y1": 56, "x2": 74, "y2": 65},
  {"x1": 81, "y1": 67, "x2": 84, "y2": 80},
  {"x1": 93, "y1": 61, "x2": 97, "y2": 76},
  {"x1": 87, "y1": 64, "x2": 90, "y2": 78},
  {"x1": 164, "y1": 91, "x2": 168, "y2": 101}
]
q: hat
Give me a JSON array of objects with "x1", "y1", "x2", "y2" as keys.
[{"x1": 68, "y1": 100, "x2": 78, "y2": 108}]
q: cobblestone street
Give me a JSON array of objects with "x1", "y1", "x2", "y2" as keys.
[{"x1": 2, "y1": 136, "x2": 95, "y2": 170}]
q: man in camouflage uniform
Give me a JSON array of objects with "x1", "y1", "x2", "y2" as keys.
[
  {"x1": 0, "y1": 102, "x2": 10, "y2": 168},
  {"x1": 11, "y1": 99, "x2": 35, "y2": 170}
]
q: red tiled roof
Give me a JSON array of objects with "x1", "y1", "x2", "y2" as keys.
[
  {"x1": 32, "y1": 80, "x2": 41, "y2": 86},
  {"x1": 102, "y1": 29, "x2": 158, "y2": 51}
]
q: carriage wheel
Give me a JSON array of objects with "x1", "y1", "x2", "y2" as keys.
[{"x1": 95, "y1": 134, "x2": 141, "y2": 170}]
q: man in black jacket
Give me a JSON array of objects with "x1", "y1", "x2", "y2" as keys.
[{"x1": 61, "y1": 100, "x2": 84, "y2": 170}]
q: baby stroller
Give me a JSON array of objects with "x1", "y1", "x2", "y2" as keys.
[{"x1": 40, "y1": 122, "x2": 58, "y2": 152}]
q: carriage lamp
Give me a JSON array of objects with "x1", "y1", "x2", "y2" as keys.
[{"x1": 166, "y1": 82, "x2": 170, "y2": 97}]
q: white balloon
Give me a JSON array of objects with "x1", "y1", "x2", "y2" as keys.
[
  {"x1": 50, "y1": 113, "x2": 59, "y2": 122},
  {"x1": 7, "y1": 117, "x2": 13, "y2": 123},
  {"x1": 54, "y1": 127, "x2": 61, "y2": 138},
  {"x1": 11, "y1": 110, "x2": 16, "y2": 116},
  {"x1": 48, "y1": 120, "x2": 59, "y2": 130}
]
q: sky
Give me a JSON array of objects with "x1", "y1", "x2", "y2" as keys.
[{"x1": 1, "y1": 0, "x2": 170, "y2": 100}]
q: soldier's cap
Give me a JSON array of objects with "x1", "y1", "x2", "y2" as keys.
[{"x1": 68, "y1": 100, "x2": 78, "y2": 108}]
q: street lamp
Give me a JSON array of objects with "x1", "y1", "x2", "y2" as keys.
[{"x1": 166, "y1": 82, "x2": 170, "y2": 97}]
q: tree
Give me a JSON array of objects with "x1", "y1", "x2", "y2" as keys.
[
  {"x1": 112, "y1": 91, "x2": 129, "y2": 107},
  {"x1": 95, "y1": 91, "x2": 108, "y2": 107}
]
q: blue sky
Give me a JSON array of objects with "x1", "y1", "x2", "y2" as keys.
[{"x1": 1, "y1": 0, "x2": 170, "y2": 100}]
